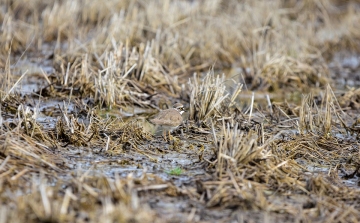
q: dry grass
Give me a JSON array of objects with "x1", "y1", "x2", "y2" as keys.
[
  {"x1": 1, "y1": 171, "x2": 160, "y2": 223},
  {"x1": 199, "y1": 86, "x2": 360, "y2": 221},
  {"x1": 1, "y1": 0, "x2": 360, "y2": 222},
  {"x1": 187, "y1": 72, "x2": 237, "y2": 123},
  {"x1": 3, "y1": 0, "x2": 359, "y2": 93},
  {"x1": 0, "y1": 97, "x2": 160, "y2": 223}
]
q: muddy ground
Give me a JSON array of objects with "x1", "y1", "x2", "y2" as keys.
[{"x1": 1, "y1": 1, "x2": 360, "y2": 223}]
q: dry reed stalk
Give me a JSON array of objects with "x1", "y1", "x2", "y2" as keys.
[
  {"x1": 189, "y1": 72, "x2": 227, "y2": 121},
  {"x1": 188, "y1": 71, "x2": 242, "y2": 123},
  {"x1": 213, "y1": 122, "x2": 263, "y2": 178},
  {"x1": 299, "y1": 84, "x2": 344, "y2": 137}
]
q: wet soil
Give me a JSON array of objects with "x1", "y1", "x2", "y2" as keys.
[{"x1": 4, "y1": 61, "x2": 360, "y2": 222}]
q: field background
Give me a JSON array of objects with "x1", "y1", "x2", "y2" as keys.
[{"x1": 1, "y1": 0, "x2": 360, "y2": 222}]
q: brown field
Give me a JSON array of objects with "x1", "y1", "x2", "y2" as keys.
[{"x1": 1, "y1": 0, "x2": 360, "y2": 222}]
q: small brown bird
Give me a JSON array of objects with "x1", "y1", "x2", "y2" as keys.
[{"x1": 150, "y1": 103, "x2": 185, "y2": 141}]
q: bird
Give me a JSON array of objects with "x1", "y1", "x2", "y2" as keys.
[{"x1": 149, "y1": 103, "x2": 185, "y2": 141}]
